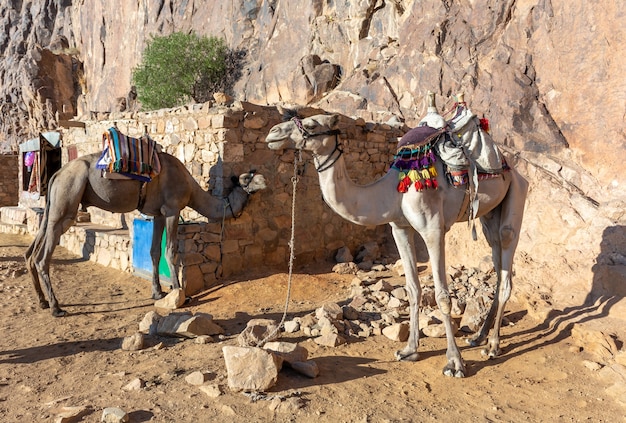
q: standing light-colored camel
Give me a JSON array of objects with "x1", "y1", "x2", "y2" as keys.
[
  {"x1": 25, "y1": 151, "x2": 266, "y2": 317},
  {"x1": 265, "y1": 105, "x2": 527, "y2": 377}
]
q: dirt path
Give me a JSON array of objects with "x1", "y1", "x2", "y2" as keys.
[{"x1": 1, "y1": 233, "x2": 624, "y2": 422}]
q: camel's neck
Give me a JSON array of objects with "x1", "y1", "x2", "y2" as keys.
[
  {"x1": 314, "y1": 153, "x2": 401, "y2": 226},
  {"x1": 188, "y1": 183, "x2": 248, "y2": 220}
]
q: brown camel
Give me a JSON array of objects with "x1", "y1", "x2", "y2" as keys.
[
  {"x1": 24, "y1": 151, "x2": 266, "y2": 317},
  {"x1": 265, "y1": 106, "x2": 527, "y2": 377}
]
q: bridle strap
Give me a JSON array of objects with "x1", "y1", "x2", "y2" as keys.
[
  {"x1": 291, "y1": 117, "x2": 342, "y2": 172},
  {"x1": 314, "y1": 135, "x2": 342, "y2": 172}
]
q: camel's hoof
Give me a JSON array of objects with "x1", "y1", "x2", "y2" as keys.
[
  {"x1": 443, "y1": 367, "x2": 466, "y2": 378},
  {"x1": 152, "y1": 292, "x2": 165, "y2": 300},
  {"x1": 481, "y1": 347, "x2": 502, "y2": 359},
  {"x1": 52, "y1": 309, "x2": 67, "y2": 317},
  {"x1": 466, "y1": 336, "x2": 485, "y2": 347},
  {"x1": 395, "y1": 350, "x2": 419, "y2": 362},
  {"x1": 39, "y1": 301, "x2": 50, "y2": 310}
]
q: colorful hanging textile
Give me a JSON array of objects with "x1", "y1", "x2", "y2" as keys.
[{"x1": 391, "y1": 126, "x2": 445, "y2": 193}]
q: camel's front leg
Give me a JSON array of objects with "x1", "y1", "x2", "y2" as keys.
[
  {"x1": 422, "y1": 229, "x2": 466, "y2": 377},
  {"x1": 389, "y1": 224, "x2": 421, "y2": 362},
  {"x1": 163, "y1": 214, "x2": 182, "y2": 292},
  {"x1": 150, "y1": 216, "x2": 166, "y2": 299}
]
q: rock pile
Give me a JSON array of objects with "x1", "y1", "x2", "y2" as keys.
[{"x1": 283, "y1": 261, "x2": 500, "y2": 344}]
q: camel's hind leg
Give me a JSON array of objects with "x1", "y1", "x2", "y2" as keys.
[
  {"x1": 469, "y1": 171, "x2": 528, "y2": 357},
  {"x1": 24, "y1": 234, "x2": 48, "y2": 309},
  {"x1": 33, "y1": 227, "x2": 67, "y2": 316},
  {"x1": 28, "y1": 160, "x2": 89, "y2": 316}
]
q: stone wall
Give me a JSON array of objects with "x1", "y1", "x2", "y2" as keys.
[
  {"x1": 0, "y1": 154, "x2": 18, "y2": 207},
  {"x1": 57, "y1": 101, "x2": 403, "y2": 290}
]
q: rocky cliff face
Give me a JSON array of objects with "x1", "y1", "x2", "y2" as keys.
[{"x1": 1, "y1": 0, "x2": 624, "y2": 313}]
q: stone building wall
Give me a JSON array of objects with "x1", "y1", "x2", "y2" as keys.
[
  {"x1": 58, "y1": 101, "x2": 404, "y2": 289},
  {"x1": 0, "y1": 154, "x2": 18, "y2": 207}
]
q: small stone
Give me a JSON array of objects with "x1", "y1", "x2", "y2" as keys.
[
  {"x1": 313, "y1": 333, "x2": 346, "y2": 347},
  {"x1": 290, "y1": 360, "x2": 320, "y2": 378},
  {"x1": 335, "y1": 246, "x2": 353, "y2": 263},
  {"x1": 263, "y1": 341, "x2": 308, "y2": 364},
  {"x1": 283, "y1": 320, "x2": 300, "y2": 333},
  {"x1": 371, "y1": 280, "x2": 393, "y2": 292},
  {"x1": 194, "y1": 335, "x2": 214, "y2": 344},
  {"x1": 223, "y1": 346, "x2": 282, "y2": 392},
  {"x1": 199, "y1": 384, "x2": 222, "y2": 398},
  {"x1": 387, "y1": 297, "x2": 404, "y2": 308},
  {"x1": 390, "y1": 287, "x2": 408, "y2": 300},
  {"x1": 121, "y1": 332, "x2": 144, "y2": 351},
  {"x1": 176, "y1": 314, "x2": 224, "y2": 337},
  {"x1": 268, "y1": 396, "x2": 305, "y2": 413},
  {"x1": 342, "y1": 305, "x2": 359, "y2": 320},
  {"x1": 315, "y1": 303, "x2": 343, "y2": 321},
  {"x1": 51, "y1": 405, "x2": 88, "y2": 423},
  {"x1": 138, "y1": 311, "x2": 161, "y2": 334},
  {"x1": 332, "y1": 262, "x2": 359, "y2": 274},
  {"x1": 122, "y1": 378, "x2": 144, "y2": 391},
  {"x1": 101, "y1": 407, "x2": 129, "y2": 423},
  {"x1": 459, "y1": 296, "x2": 489, "y2": 333},
  {"x1": 422, "y1": 320, "x2": 458, "y2": 338},
  {"x1": 237, "y1": 318, "x2": 280, "y2": 347},
  {"x1": 582, "y1": 360, "x2": 602, "y2": 371},
  {"x1": 154, "y1": 288, "x2": 185, "y2": 309},
  {"x1": 393, "y1": 259, "x2": 405, "y2": 276},
  {"x1": 185, "y1": 371, "x2": 210, "y2": 386},
  {"x1": 382, "y1": 322, "x2": 409, "y2": 342}
]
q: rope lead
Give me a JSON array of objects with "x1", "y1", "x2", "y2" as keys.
[{"x1": 255, "y1": 149, "x2": 301, "y2": 347}]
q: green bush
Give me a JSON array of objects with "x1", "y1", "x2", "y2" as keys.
[{"x1": 132, "y1": 32, "x2": 228, "y2": 110}]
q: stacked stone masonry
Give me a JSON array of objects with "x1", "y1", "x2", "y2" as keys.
[
  {"x1": 0, "y1": 155, "x2": 18, "y2": 207},
  {"x1": 3, "y1": 102, "x2": 404, "y2": 293}
]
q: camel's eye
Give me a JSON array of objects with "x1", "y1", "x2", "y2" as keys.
[{"x1": 303, "y1": 121, "x2": 317, "y2": 131}]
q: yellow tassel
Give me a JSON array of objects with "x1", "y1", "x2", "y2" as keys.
[
  {"x1": 398, "y1": 171, "x2": 406, "y2": 181},
  {"x1": 407, "y1": 169, "x2": 419, "y2": 182},
  {"x1": 429, "y1": 165, "x2": 438, "y2": 177},
  {"x1": 421, "y1": 169, "x2": 431, "y2": 179}
]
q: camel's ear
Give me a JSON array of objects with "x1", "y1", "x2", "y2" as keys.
[
  {"x1": 279, "y1": 106, "x2": 299, "y2": 122},
  {"x1": 329, "y1": 114, "x2": 340, "y2": 129}
]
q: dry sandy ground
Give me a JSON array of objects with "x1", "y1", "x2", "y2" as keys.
[{"x1": 1, "y1": 232, "x2": 625, "y2": 422}]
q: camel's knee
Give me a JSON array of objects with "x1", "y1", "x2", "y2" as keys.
[{"x1": 436, "y1": 291, "x2": 452, "y2": 315}]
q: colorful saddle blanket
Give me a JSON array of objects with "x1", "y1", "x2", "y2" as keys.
[{"x1": 96, "y1": 127, "x2": 161, "y2": 182}]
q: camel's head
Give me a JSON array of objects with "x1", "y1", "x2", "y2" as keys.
[
  {"x1": 265, "y1": 109, "x2": 341, "y2": 156},
  {"x1": 236, "y1": 170, "x2": 267, "y2": 194}
]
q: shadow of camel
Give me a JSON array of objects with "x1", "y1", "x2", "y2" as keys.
[
  {"x1": 467, "y1": 224, "x2": 626, "y2": 374},
  {"x1": 0, "y1": 337, "x2": 122, "y2": 365}
]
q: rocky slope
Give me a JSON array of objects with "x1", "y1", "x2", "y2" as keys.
[{"x1": 0, "y1": 0, "x2": 624, "y2": 315}]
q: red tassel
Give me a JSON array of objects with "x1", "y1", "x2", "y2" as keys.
[
  {"x1": 398, "y1": 176, "x2": 411, "y2": 193},
  {"x1": 424, "y1": 179, "x2": 432, "y2": 189},
  {"x1": 432, "y1": 178, "x2": 439, "y2": 189},
  {"x1": 414, "y1": 180, "x2": 424, "y2": 191},
  {"x1": 480, "y1": 117, "x2": 490, "y2": 132}
]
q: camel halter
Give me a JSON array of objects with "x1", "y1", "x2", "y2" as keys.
[{"x1": 291, "y1": 117, "x2": 342, "y2": 172}]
